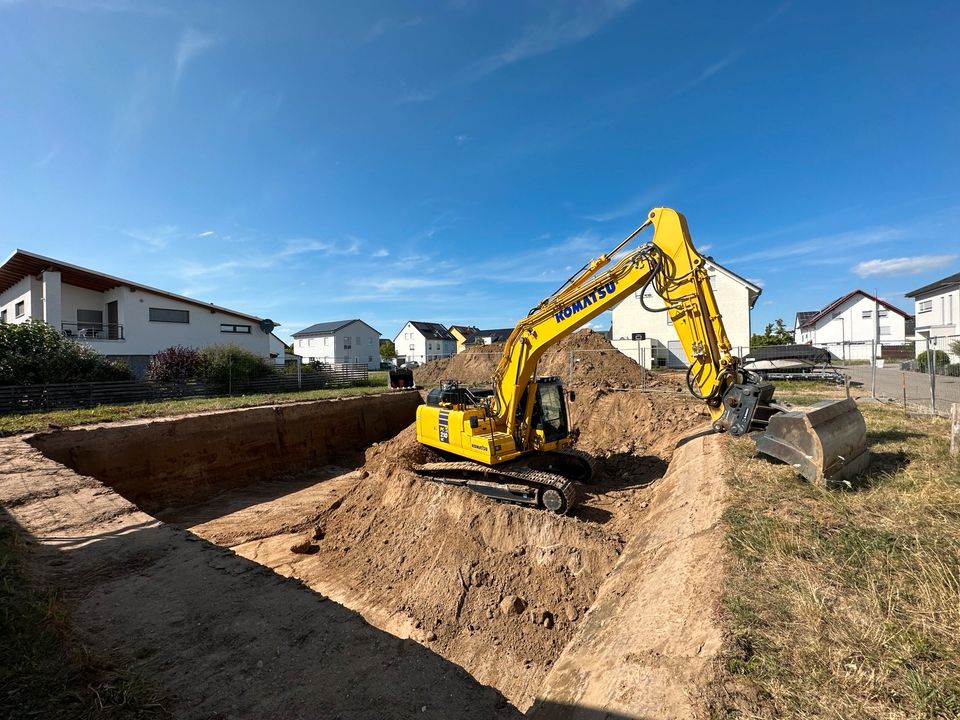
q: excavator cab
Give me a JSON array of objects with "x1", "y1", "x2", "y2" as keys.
[{"x1": 528, "y1": 378, "x2": 571, "y2": 446}]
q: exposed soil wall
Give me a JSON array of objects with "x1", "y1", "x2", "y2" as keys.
[{"x1": 28, "y1": 392, "x2": 422, "y2": 513}]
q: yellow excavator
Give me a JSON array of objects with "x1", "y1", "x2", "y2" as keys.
[{"x1": 415, "y1": 208, "x2": 870, "y2": 513}]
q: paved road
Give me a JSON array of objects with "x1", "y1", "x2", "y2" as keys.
[{"x1": 842, "y1": 364, "x2": 960, "y2": 415}]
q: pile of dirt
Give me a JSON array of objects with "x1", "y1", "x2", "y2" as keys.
[
  {"x1": 415, "y1": 330, "x2": 680, "y2": 390},
  {"x1": 284, "y1": 387, "x2": 710, "y2": 710}
]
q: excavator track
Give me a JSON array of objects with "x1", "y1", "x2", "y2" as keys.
[{"x1": 413, "y1": 461, "x2": 579, "y2": 515}]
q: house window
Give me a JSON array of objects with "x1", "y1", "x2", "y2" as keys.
[
  {"x1": 15, "y1": 301, "x2": 25, "y2": 318},
  {"x1": 878, "y1": 308, "x2": 888, "y2": 318},
  {"x1": 879, "y1": 326, "x2": 891, "y2": 336},
  {"x1": 149, "y1": 307, "x2": 189, "y2": 323},
  {"x1": 919, "y1": 300, "x2": 932, "y2": 313},
  {"x1": 368, "y1": 356, "x2": 373, "y2": 363},
  {"x1": 344, "y1": 336, "x2": 352, "y2": 349},
  {"x1": 221, "y1": 323, "x2": 251, "y2": 334},
  {"x1": 77, "y1": 309, "x2": 103, "y2": 333},
  {"x1": 862, "y1": 310, "x2": 872, "y2": 319},
  {"x1": 0, "y1": 309, "x2": 6, "y2": 323}
]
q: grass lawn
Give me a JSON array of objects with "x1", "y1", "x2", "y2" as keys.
[
  {"x1": 0, "y1": 522, "x2": 168, "y2": 719},
  {"x1": 712, "y1": 381, "x2": 960, "y2": 718},
  {"x1": 0, "y1": 371, "x2": 390, "y2": 437}
]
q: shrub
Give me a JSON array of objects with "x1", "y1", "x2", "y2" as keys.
[
  {"x1": 200, "y1": 344, "x2": 272, "y2": 386},
  {"x1": 916, "y1": 349, "x2": 951, "y2": 373},
  {"x1": 146, "y1": 345, "x2": 205, "y2": 382},
  {"x1": 945, "y1": 364, "x2": 960, "y2": 377},
  {"x1": 0, "y1": 320, "x2": 132, "y2": 385}
]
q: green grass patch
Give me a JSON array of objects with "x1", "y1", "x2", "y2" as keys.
[
  {"x1": 0, "y1": 522, "x2": 168, "y2": 719},
  {"x1": 0, "y1": 379, "x2": 391, "y2": 437},
  {"x1": 711, "y1": 401, "x2": 960, "y2": 719}
]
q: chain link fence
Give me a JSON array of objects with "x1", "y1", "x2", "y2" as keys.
[{"x1": 726, "y1": 338, "x2": 960, "y2": 417}]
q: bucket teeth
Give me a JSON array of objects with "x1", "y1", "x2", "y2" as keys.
[{"x1": 753, "y1": 398, "x2": 870, "y2": 484}]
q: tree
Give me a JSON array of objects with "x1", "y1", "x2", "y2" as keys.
[
  {"x1": 146, "y1": 345, "x2": 205, "y2": 382},
  {"x1": 200, "y1": 344, "x2": 272, "y2": 386},
  {"x1": 750, "y1": 319, "x2": 794, "y2": 348},
  {"x1": 949, "y1": 338, "x2": 960, "y2": 359},
  {"x1": 379, "y1": 339, "x2": 396, "y2": 359},
  {"x1": 0, "y1": 320, "x2": 132, "y2": 385}
]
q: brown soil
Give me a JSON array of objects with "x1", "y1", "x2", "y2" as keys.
[
  {"x1": 4, "y1": 384, "x2": 728, "y2": 718},
  {"x1": 415, "y1": 329, "x2": 684, "y2": 391},
  {"x1": 225, "y1": 389, "x2": 711, "y2": 710}
]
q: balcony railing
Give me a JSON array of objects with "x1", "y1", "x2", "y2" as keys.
[{"x1": 61, "y1": 322, "x2": 124, "y2": 341}]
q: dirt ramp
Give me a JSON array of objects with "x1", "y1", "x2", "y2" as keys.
[{"x1": 529, "y1": 429, "x2": 729, "y2": 719}]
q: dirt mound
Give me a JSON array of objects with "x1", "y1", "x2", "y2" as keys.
[
  {"x1": 308, "y1": 426, "x2": 624, "y2": 708},
  {"x1": 297, "y1": 388, "x2": 710, "y2": 709},
  {"x1": 415, "y1": 330, "x2": 674, "y2": 390}
]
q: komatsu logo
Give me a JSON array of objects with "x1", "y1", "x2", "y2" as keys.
[{"x1": 555, "y1": 281, "x2": 617, "y2": 323}]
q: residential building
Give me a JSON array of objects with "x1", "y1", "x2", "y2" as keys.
[
  {"x1": 394, "y1": 321, "x2": 456, "y2": 363},
  {"x1": 794, "y1": 290, "x2": 913, "y2": 360},
  {"x1": 464, "y1": 328, "x2": 514, "y2": 347},
  {"x1": 291, "y1": 319, "x2": 381, "y2": 369},
  {"x1": 0, "y1": 249, "x2": 279, "y2": 376},
  {"x1": 611, "y1": 260, "x2": 762, "y2": 368},
  {"x1": 449, "y1": 325, "x2": 479, "y2": 353},
  {"x1": 906, "y1": 272, "x2": 960, "y2": 361},
  {"x1": 269, "y1": 332, "x2": 288, "y2": 366}
]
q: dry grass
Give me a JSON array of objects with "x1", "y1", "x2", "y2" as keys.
[{"x1": 711, "y1": 383, "x2": 960, "y2": 719}]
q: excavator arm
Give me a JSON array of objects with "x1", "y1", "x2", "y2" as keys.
[
  {"x1": 488, "y1": 207, "x2": 869, "y2": 483},
  {"x1": 493, "y1": 208, "x2": 737, "y2": 436}
]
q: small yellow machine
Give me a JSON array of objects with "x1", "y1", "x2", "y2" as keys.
[{"x1": 415, "y1": 208, "x2": 870, "y2": 513}]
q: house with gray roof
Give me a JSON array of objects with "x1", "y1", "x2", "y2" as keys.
[
  {"x1": 292, "y1": 319, "x2": 381, "y2": 369},
  {"x1": 394, "y1": 321, "x2": 456, "y2": 364},
  {"x1": 907, "y1": 271, "x2": 960, "y2": 361}
]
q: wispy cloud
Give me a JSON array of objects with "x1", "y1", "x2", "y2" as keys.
[
  {"x1": 279, "y1": 237, "x2": 361, "y2": 258},
  {"x1": 675, "y1": 50, "x2": 742, "y2": 95},
  {"x1": 586, "y1": 183, "x2": 677, "y2": 222},
  {"x1": 727, "y1": 227, "x2": 905, "y2": 264},
  {"x1": 197, "y1": 230, "x2": 215, "y2": 237},
  {"x1": 124, "y1": 224, "x2": 183, "y2": 252},
  {"x1": 362, "y1": 15, "x2": 422, "y2": 44},
  {"x1": 31, "y1": 146, "x2": 60, "y2": 169},
  {"x1": 400, "y1": 0, "x2": 634, "y2": 103},
  {"x1": 372, "y1": 249, "x2": 390, "y2": 258},
  {"x1": 852, "y1": 255, "x2": 958, "y2": 278},
  {"x1": 174, "y1": 28, "x2": 220, "y2": 89}
]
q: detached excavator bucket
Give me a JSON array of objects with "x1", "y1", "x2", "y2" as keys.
[{"x1": 754, "y1": 398, "x2": 870, "y2": 484}]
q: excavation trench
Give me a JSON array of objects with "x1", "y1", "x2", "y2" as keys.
[{"x1": 25, "y1": 387, "x2": 719, "y2": 715}]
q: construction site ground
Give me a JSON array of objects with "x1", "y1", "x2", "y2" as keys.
[{"x1": 0, "y1": 334, "x2": 772, "y2": 719}]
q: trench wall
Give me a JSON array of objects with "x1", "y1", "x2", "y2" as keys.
[{"x1": 29, "y1": 392, "x2": 422, "y2": 513}]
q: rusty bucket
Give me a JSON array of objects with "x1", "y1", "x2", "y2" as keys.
[{"x1": 754, "y1": 398, "x2": 871, "y2": 484}]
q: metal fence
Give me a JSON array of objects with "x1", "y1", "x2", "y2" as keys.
[
  {"x1": 726, "y1": 338, "x2": 960, "y2": 417},
  {"x1": 0, "y1": 363, "x2": 370, "y2": 414}
]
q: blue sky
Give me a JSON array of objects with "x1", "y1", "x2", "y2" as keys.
[{"x1": 1, "y1": 1, "x2": 958, "y2": 343}]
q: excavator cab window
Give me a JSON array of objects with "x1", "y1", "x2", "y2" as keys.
[{"x1": 534, "y1": 380, "x2": 568, "y2": 443}]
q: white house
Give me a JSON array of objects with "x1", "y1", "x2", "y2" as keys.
[
  {"x1": 611, "y1": 260, "x2": 762, "y2": 368},
  {"x1": 291, "y1": 320, "x2": 381, "y2": 369},
  {"x1": 906, "y1": 272, "x2": 960, "y2": 361},
  {"x1": 0, "y1": 249, "x2": 279, "y2": 376},
  {"x1": 394, "y1": 321, "x2": 456, "y2": 364},
  {"x1": 794, "y1": 290, "x2": 913, "y2": 360}
]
